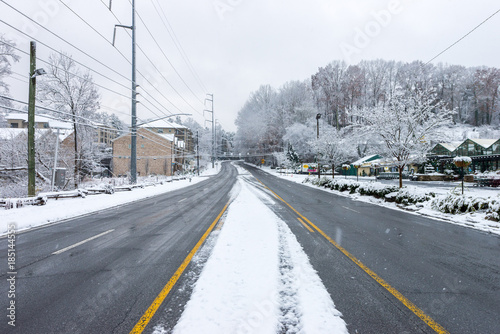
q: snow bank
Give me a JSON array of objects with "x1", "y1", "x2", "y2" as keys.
[
  {"x1": 0, "y1": 165, "x2": 221, "y2": 235},
  {"x1": 258, "y1": 166, "x2": 500, "y2": 235}
]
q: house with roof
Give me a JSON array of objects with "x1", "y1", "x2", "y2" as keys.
[
  {"x1": 429, "y1": 138, "x2": 500, "y2": 173},
  {"x1": 139, "y1": 119, "x2": 193, "y2": 154},
  {"x1": 349, "y1": 154, "x2": 382, "y2": 176},
  {"x1": 429, "y1": 142, "x2": 462, "y2": 157},
  {"x1": 5, "y1": 113, "x2": 72, "y2": 130}
]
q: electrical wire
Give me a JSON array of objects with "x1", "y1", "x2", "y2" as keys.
[
  {"x1": 426, "y1": 8, "x2": 500, "y2": 64},
  {"x1": 95, "y1": 0, "x2": 197, "y2": 118},
  {"x1": 0, "y1": 33, "x2": 179, "y2": 120},
  {"x1": 0, "y1": 20, "x2": 132, "y2": 92},
  {"x1": 0, "y1": 1, "x2": 131, "y2": 82},
  {"x1": 151, "y1": 0, "x2": 207, "y2": 93},
  {"x1": 135, "y1": 9, "x2": 205, "y2": 105},
  {"x1": 1, "y1": 0, "x2": 207, "y2": 132}
]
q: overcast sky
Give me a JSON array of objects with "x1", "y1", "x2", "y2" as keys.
[{"x1": 2, "y1": 0, "x2": 500, "y2": 132}]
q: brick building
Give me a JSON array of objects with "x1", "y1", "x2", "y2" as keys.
[
  {"x1": 112, "y1": 128, "x2": 175, "y2": 177},
  {"x1": 140, "y1": 119, "x2": 192, "y2": 154}
]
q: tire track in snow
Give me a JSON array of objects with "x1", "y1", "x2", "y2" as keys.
[{"x1": 277, "y1": 222, "x2": 303, "y2": 333}]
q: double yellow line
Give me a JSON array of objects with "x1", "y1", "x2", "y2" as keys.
[
  {"x1": 256, "y1": 177, "x2": 450, "y2": 334},
  {"x1": 129, "y1": 201, "x2": 230, "y2": 334}
]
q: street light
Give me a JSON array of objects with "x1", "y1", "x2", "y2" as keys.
[{"x1": 316, "y1": 113, "x2": 321, "y2": 179}]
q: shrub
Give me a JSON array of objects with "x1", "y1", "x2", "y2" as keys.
[{"x1": 431, "y1": 194, "x2": 498, "y2": 219}]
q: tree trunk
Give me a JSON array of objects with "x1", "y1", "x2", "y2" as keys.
[{"x1": 332, "y1": 164, "x2": 335, "y2": 179}]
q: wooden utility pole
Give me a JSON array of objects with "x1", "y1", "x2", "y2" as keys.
[{"x1": 27, "y1": 41, "x2": 36, "y2": 196}]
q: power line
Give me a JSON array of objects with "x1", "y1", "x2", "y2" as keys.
[
  {"x1": 151, "y1": 0, "x2": 208, "y2": 93},
  {"x1": 96, "y1": 0, "x2": 197, "y2": 119},
  {"x1": 0, "y1": 1, "x2": 130, "y2": 81},
  {"x1": 0, "y1": 32, "x2": 179, "y2": 120},
  {"x1": 426, "y1": 8, "x2": 500, "y2": 65},
  {"x1": 0, "y1": 19, "x2": 132, "y2": 89},
  {"x1": 134, "y1": 42, "x2": 202, "y2": 115},
  {"x1": 1, "y1": 1, "x2": 203, "y2": 128},
  {"x1": 135, "y1": 9, "x2": 205, "y2": 105},
  {"x1": 1, "y1": 95, "x2": 113, "y2": 129},
  {"x1": 0, "y1": 38, "x2": 130, "y2": 100}
]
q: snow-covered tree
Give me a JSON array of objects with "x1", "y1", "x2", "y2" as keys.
[
  {"x1": 0, "y1": 34, "x2": 20, "y2": 117},
  {"x1": 352, "y1": 90, "x2": 454, "y2": 187},
  {"x1": 37, "y1": 52, "x2": 100, "y2": 188},
  {"x1": 310, "y1": 125, "x2": 347, "y2": 178},
  {"x1": 282, "y1": 122, "x2": 315, "y2": 162}
]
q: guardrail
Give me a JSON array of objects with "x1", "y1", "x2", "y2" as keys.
[{"x1": 0, "y1": 195, "x2": 47, "y2": 209}]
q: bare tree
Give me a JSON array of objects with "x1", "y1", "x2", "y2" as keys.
[
  {"x1": 310, "y1": 125, "x2": 347, "y2": 178},
  {"x1": 0, "y1": 34, "x2": 20, "y2": 118},
  {"x1": 37, "y1": 52, "x2": 100, "y2": 188}
]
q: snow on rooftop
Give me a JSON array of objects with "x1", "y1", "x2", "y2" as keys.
[
  {"x1": 5, "y1": 112, "x2": 73, "y2": 129},
  {"x1": 352, "y1": 154, "x2": 379, "y2": 166},
  {"x1": 468, "y1": 138, "x2": 498, "y2": 148},
  {"x1": 139, "y1": 118, "x2": 187, "y2": 129},
  {"x1": 439, "y1": 142, "x2": 461, "y2": 151}
]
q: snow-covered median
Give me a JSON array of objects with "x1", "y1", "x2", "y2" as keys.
[{"x1": 167, "y1": 175, "x2": 347, "y2": 334}]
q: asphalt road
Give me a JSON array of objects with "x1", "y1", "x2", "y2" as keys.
[
  {"x1": 2, "y1": 161, "x2": 499, "y2": 334},
  {"x1": 241, "y1": 163, "x2": 500, "y2": 334},
  {"x1": 0, "y1": 162, "x2": 237, "y2": 334}
]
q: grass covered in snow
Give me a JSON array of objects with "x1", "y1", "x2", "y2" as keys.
[
  {"x1": 0, "y1": 164, "x2": 222, "y2": 235},
  {"x1": 261, "y1": 166, "x2": 500, "y2": 236}
]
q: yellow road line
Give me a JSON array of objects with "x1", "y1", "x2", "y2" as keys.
[
  {"x1": 129, "y1": 201, "x2": 231, "y2": 334},
  {"x1": 255, "y1": 177, "x2": 449, "y2": 334},
  {"x1": 297, "y1": 217, "x2": 314, "y2": 233}
]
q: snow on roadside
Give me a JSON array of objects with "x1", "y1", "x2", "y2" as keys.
[
  {"x1": 0, "y1": 165, "x2": 222, "y2": 235},
  {"x1": 169, "y1": 175, "x2": 347, "y2": 334},
  {"x1": 260, "y1": 166, "x2": 500, "y2": 236}
]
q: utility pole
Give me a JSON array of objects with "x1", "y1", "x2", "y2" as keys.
[
  {"x1": 204, "y1": 94, "x2": 214, "y2": 168},
  {"x1": 196, "y1": 130, "x2": 200, "y2": 176},
  {"x1": 112, "y1": 0, "x2": 137, "y2": 183},
  {"x1": 130, "y1": 0, "x2": 137, "y2": 184},
  {"x1": 27, "y1": 42, "x2": 36, "y2": 197},
  {"x1": 316, "y1": 113, "x2": 321, "y2": 179}
]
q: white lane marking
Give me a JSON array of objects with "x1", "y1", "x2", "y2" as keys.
[
  {"x1": 178, "y1": 198, "x2": 187, "y2": 203},
  {"x1": 342, "y1": 206, "x2": 360, "y2": 214},
  {"x1": 52, "y1": 229, "x2": 115, "y2": 255}
]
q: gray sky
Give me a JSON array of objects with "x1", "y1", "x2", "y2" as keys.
[{"x1": 2, "y1": 0, "x2": 500, "y2": 132}]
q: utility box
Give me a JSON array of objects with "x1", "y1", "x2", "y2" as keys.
[{"x1": 54, "y1": 168, "x2": 66, "y2": 188}]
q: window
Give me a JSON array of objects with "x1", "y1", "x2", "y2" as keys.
[{"x1": 10, "y1": 123, "x2": 18, "y2": 128}]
